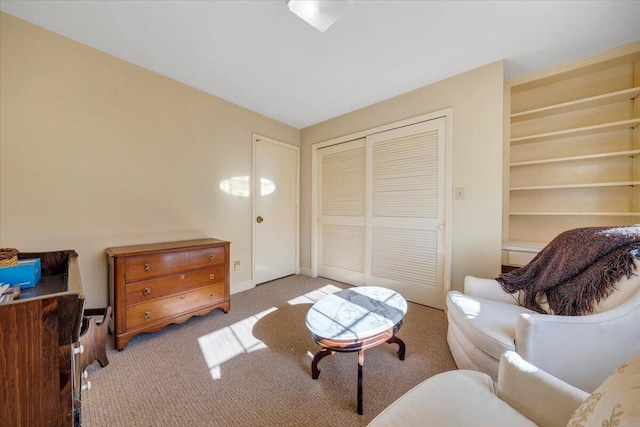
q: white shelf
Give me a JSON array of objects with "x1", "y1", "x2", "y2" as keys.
[
  {"x1": 510, "y1": 181, "x2": 640, "y2": 191},
  {"x1": 510, "y1": 87, "x2": 640, "y2": 122},
  {"x1": 509, "y1": 212, "x2": 640, "y2": 216},
  {"x1": 510, "y1": 149, "x2": 640, "y2": 168},
  {"x1": 502, "y1": 240, "x2": 546, "y2": 253},
  {"x1": 510, "y1": 119, "x2": 640, "y2": 145}
]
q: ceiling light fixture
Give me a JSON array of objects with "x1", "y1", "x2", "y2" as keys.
[{"x1": 286, "y1": 0, "x2": 353, "y2": 32}]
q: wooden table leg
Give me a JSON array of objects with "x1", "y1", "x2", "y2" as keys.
[
  {"x1": 311, "y1": 348, "x2": 334, "y2": 379},
  {"x1": 386, "y1": 335, "x2": 406, "y2": 360},
  {"x1": 357, "y1": 349, "x2": 364, "y2": 415}
]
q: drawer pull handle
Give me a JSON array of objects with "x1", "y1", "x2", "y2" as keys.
[
  {"x1": 209, "y1": 293, "x2": 215, "y2": 298},
  {"x1": 144, "y1": 311, "x2": 151, "y2": 319},
  {"x1": 144, "y1": 263, "x2": 151, "y2": 271},
  {"x1": 209, "y1": 254, "x2": 214, "y2": 260},
  {"x1": 209, "y1": 274, "x2": 215, "y2": 280},
  {"x1": 180, "y1": 274, "x2": 185, "y2": 279},
  {"x1": 143, "y1": 287, "x2": 151, "y2": 296},
  {"x1": 180, "y1": 295, "x2": 185, "y2": 300}
]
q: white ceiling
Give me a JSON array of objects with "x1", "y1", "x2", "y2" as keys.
[{"x1": 2, "y1": 1, "x2": 640, "y2": 129}]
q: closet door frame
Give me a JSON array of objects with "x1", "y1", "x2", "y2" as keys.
[{"x1": 310, "y1": 108, "x2": 454, "y2": 299}]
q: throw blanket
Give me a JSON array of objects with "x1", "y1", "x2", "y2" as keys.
[{"x1": 497, "y1": 226, "x2": 640, "y2": 315}]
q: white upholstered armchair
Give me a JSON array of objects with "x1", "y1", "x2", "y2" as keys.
[
  {"x1": 368, "y1": 351, "x2": 640, "y2": 427},
  {"x1": 446, "y1": 259, "x2": 640, "y2": 392}
]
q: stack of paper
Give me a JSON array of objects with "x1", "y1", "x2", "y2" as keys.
[{"x1": 0, "y1": 283, "x2": 17, "y2": 303}]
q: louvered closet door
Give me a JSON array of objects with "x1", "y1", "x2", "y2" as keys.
[
  {"x1": 366, "y1": 118, "x2": 446, "y2": 309},
  {"x1": 317, "y1": 139, "x2": 366, "y2": 285}
]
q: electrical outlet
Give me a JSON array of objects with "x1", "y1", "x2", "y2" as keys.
[{"x1": 234, "y1": 260, "x2": 241, "y2": 271}]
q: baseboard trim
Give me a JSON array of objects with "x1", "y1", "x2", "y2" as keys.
[
  {"x1": 231, "y1": 280, "x2": 255, "y2": 295},
  {"x1": 299, "y1": 267, "x2": 313, "y2": 277}
]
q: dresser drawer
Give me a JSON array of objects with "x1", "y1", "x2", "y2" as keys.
[
  {"x1": 126, "y1": 284, "x2": 226, "y2": 330},
  {"x1": 125, "y1": 246, "x2": 225, "y2": 282},
  {"x1": 125, "y1": 266, "x2": 225, "y2": 305}
]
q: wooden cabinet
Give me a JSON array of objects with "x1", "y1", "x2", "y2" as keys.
[
  {"x1": 106, "y1": 238, "x2": 230, "y2": 350},
  {"x1": 0, "y1": 251, "x2": 85, "y2": 427},
  {"x1": 503, "y1": 41, "x2": 640, "y2": 266}
]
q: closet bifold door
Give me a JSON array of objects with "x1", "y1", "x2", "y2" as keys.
[
  {"x1": 366, "y1": 118, "x2": 446, "y2": 309},
  {"x1": 317, "y1": 138, "x2": 367, "y2": 285}
]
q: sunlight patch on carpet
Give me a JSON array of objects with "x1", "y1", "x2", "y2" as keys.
[
  {"x1": 198, "y1": 284, "x2": 346, "y2": 380},
  {"x1": 198, "y1": 306, "x2": 277, "y2": 379},
  {"x1": 287, "y1": 284, "x2": 342, "y2": 305}
]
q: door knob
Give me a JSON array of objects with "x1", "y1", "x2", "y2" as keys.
[{"x1": 256, "y1": 216, "x2": 264, "y2": 223}]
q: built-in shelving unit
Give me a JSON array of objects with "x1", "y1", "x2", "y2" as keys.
[{"x1": 502, "y1": 42, "x2": 640, "y2": 267}]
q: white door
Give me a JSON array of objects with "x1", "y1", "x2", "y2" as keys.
[
  {"x1": 314, "y1": 118, "x2": 447, "y2": 309},
  {"x1": 253, "y1": 134, "x2": 299, "y2": 285},
  {"x1": 317, "y1": 138, "x2": 366, "y2": 285},
  {"x1": 366, "y1": 118, "x2": 447, "y2": 309}
]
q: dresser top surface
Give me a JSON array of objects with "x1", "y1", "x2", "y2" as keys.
[{"x1": 105, "y1": 238, "x2": 229, "y2": 257}]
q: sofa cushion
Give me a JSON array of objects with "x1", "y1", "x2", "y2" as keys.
[
  {"x1": 367, "y1": 369, "x2": 535, "y2": 427},
  {"x1": 566, "y1": 352, "x2": 640, "y2": 427},
  {"x1": 447, "y1": 291, "x2": 536, "y2": 359}
]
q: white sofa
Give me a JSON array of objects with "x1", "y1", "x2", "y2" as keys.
[
  {"x1": 368, "y1": 351, "x2": 640, "y2": 427},
  {"x1": 446, "y1": 259, "x2": 640, "y2": 392}
]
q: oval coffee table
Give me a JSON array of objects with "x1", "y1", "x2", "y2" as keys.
[{"x1": 305, "y1": 286, "x2": 407, "y2": 415}]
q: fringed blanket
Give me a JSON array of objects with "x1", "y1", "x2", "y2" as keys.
[{"x1": 497, "y1": 226, "x2": 640, "y2": 315}]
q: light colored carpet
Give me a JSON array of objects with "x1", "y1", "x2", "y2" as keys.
[{"x1": 83, "y1": 275, "x2": 457, "y2": 426}]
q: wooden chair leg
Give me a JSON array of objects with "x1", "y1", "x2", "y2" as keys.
[{"x1": 78, "y1": 306, "x2": 112, "y2": 372}]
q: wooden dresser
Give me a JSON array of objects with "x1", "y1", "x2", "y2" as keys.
[{"x1": 106, "y1": 238, "x2": 230, "y2": 350}]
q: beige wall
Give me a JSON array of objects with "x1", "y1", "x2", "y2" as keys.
[
  {"x1": 1, "y1": 11, "x2": 505, "y2": 308},
  {"x1": 0, "y1": 13, "x2": 300, "y2": 308},
  {"x1": 300, "y1": 61, "x2": 505, "y2": 292}
]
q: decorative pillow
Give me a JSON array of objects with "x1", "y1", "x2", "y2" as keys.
[{"x1": 566, "y1": 352, "x2": 640, "y2": 427}]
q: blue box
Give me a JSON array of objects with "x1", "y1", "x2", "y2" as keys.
[{"x1": 0, "y1": 258, "x2": 42, "y2": 289}]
